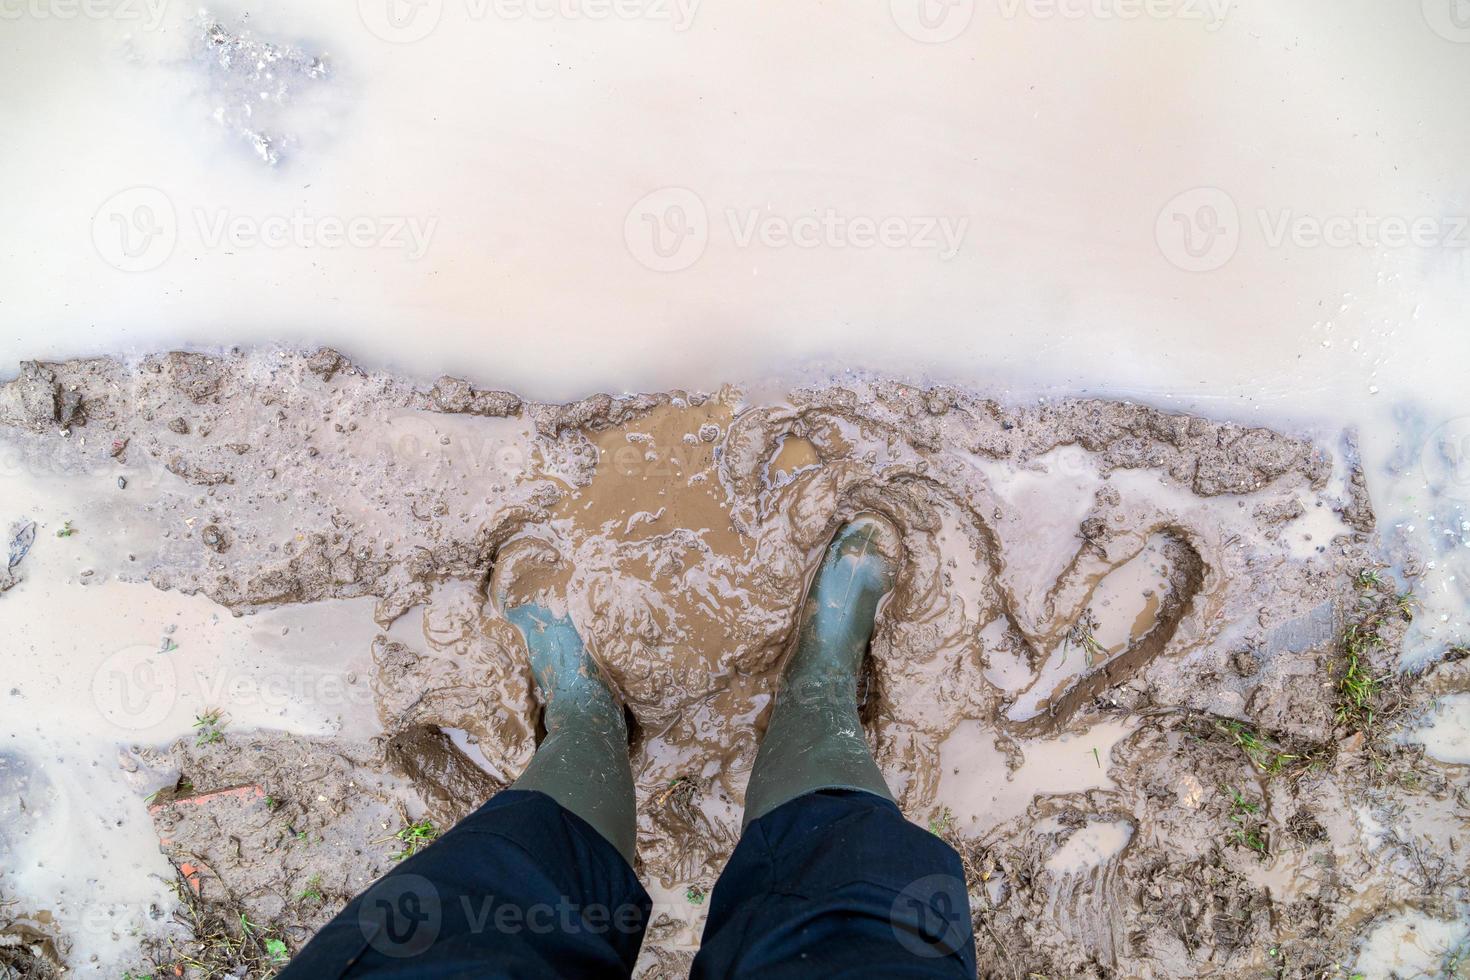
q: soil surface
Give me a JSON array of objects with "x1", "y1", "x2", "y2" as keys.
[{"x1": 1, "y1": 348, "x2": 1466, "y2": 978}]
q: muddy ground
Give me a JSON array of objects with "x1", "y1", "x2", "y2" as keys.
[{"x1": 1, "y1": 349, "x2": 1466, "y2": 978}]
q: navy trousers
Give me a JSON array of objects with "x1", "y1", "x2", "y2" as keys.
[{"x1": 280, "y1": 788, "x2": 976, "y2": 978}]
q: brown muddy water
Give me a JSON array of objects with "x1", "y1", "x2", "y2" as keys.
[{"x1": 1, "y1": 349, "x2": 1467, "y2": 978}]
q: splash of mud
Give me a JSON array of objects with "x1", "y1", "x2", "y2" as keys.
[{"x1": 0, "y1": 348, "x2": 1466, "y2": 977}]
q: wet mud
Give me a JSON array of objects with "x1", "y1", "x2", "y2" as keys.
[{"x1": 1, "y1": 348, "x2": 1467, "y2": 977}]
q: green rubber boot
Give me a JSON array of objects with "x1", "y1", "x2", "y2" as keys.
[
  {"x1": 742, "y1": 514, "x2": 900, "y2": 828},
  {"x1": 497, "y1": 545, "x2": 637, "y2": 865}
]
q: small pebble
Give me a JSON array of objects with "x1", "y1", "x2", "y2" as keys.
[{"x1": 117, "y1": 477, "x2": 128, "y2": 490}]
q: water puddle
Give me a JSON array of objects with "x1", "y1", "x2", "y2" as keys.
[
  {"x1": 1353, "y1": 910, "x2": 1469, "y2": 979},
  {"x1": 0, "y1": 463, "x2": 384, "y2": 970},
  {"x1": 1403, "y1": 692, "x2": 1470, "y2": 766},
  {"x1": 1041, "y1": 818, "x2": 1134, "y2": 875},
  {"x1": 935, "y1": 718, "x2": 1136, "y2": 834}
]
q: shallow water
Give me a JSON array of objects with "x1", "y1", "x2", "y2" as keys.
[
  {"x1": 1406, "y1": 691, "x2": 1470, "y2": 766},
  {"x1": 936, "y1": 718, "x2": 1136, "y2": 833},
  {"x1": 0, "y1": 467, "x2": 383, "y2": 967}
]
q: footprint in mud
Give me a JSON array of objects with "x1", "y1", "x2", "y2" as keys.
[{"x1": 986, "y1": 527, "x2": 1206, "y2": 737}]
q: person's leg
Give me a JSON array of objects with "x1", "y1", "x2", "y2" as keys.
[
  {"x1": 693, "y1": 516, "x2": 977, "y2": 978},
  {"x1": 279, "y1": 546, "x2": 646, "y2": 979},
  {"x1": 501, "y1": 601, "x2": 638, "y2": 863},
  {"x1": 741, "y1": 515, "x2": 898, "y2": 824}
]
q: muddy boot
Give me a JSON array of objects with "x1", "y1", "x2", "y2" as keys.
[
  {"x1": 497, "y1": 542, "x2": 638, "y2": 865},
  {"x1": 742, "y1": 514, "x2": 900, "y2": 828}
]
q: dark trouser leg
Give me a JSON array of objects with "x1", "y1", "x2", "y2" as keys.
[
  {"x1": 691, "y1": 789, "x2": 976, "y2": 979},
  {"x1": 278, "y1": 790, "x2": 650, "y2": 980}
]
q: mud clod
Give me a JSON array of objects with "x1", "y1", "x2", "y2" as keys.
[
  {"x1": 201, "y1": 524, "x2": 230, "y2": 553},
  {"x1": 428, "y1": 376, "x2": 522, "y2": 417}
]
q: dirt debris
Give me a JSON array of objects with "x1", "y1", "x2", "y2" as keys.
[{"x1": 1, "y1": 348, "x2": 1466, "y2": 977}]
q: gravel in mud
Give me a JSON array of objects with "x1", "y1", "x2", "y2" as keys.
[{"x1": 1, "y1": 349, "x2": 1466, "y2": 978}]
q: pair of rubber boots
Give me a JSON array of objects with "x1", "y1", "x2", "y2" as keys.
[{"x1": 498, "y1": 515, "x2": 899, "y2": 863}]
